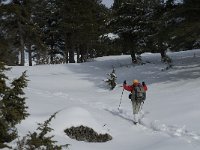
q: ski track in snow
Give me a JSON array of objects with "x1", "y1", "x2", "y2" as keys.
[
  {"x1": 105, "y1": 107, "x2": 200, "y2": 146},
  {"x1": 28, "y1": 86, "x2": 200, "y2": 146},
  {"x1": 27, "y1": 88, "x2": 71, "y2": 100}
]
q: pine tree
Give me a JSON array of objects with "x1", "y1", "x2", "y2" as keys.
[
  {"x1": 0, "y1": 62, "x2": 29, "y2": 148},
  {"x1": 0, "y1": 0, "x2": 45, "y2": 66},
  {"x1": 15, "y1": 112, "x2": 69, "y2": 150},
  {"x1": 60, "y1": 0, "x2": 108, "y2": 63},
  {"x1": 110, "y1": 0, "x2": 151, "y2": 63},
  {"x1": 145, "y1": 0, "x2": 177, "y2": 61},
  {"x1": 32, "y1": 0, "x2": 65, "y2": 64},
  {"x1": 112, "y1": 0, "x2": 123, "y2": 10},
  {"x1": 169, "y1": 0, "x2": 200, "y2": 50},
  {"x1": 0, "y1": 35, "x2": 18, "y2": 65},
  {"x1": 1, "y1": 0, "x2": 109, "y2": 65},
  {"x1": 0, "y1": 3, "x2": 18, "y2": 65},
  {"x1": 105, "y1": 68, "x2": 117, "y2": 90}
]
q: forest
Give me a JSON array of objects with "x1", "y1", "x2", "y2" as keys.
[{"x1": 0, "y1": 0, "x2": 200, "y2": 66}]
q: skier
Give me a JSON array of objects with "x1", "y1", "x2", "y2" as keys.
[{"x1": 123, "y1": 79, "x2": 148, "y2": 124}]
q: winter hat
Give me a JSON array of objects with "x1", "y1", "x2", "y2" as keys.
[{"x1": 133, "y1": 79, "x2": 139, "y2": 84}]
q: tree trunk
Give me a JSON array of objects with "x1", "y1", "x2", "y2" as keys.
[
  {"x1": 131, "y1": 49, "x2": 137, "y2": 63},
  {"x1": 66, "y1": 33, "x2": 75, "y2": 63},
  {"x1": 64, "y1": 41, "x2": 68, "y2": 63},
  {"x1": 50, "y1": 44, "x2": 54, "y2": 64},
  {"x1": 160, "y1": 49, "x2": 167, "y2": 59},
  {"x1": 76, "y1": 46, "x2": 81, "y2": 63},
  {"x1": 69, "y1": 46, "x2": 75, "y2": 63},
  {"x1": 18, "y1": 20, "x2": 25, "y2": 66},
  {"x1": 80, "y1": 44, "x2": 86, "y2": 62},
  {"x1": 64, "y1": 34, "x2": 70, "y2": 63},
  {"x1": 28, "y1": 44, "x2": 32, "y2": 66}
]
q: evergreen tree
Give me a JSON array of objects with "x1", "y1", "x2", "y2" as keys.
[
  {"x1": 169, "y1": 0, "x2": 200, "y2": 50},
  {"x1": 112, "y1": 0, "x2": 123, "y2": 10},
  {"x1": 0, "y1": 35, "x2": 18, "y2": 65},
  {"x1": 145, "y1": 0, "x2": 178, "y2": 61},
  {"x1": 0, "y1": 62, "x2": 29, "y2": 148},
  {"x1": 60, "y1": 0, "x2": 108, "y2": 63},
  {"x1": 15, "y1": 112, "x2": 69, "y2": 150},
  {"x1": 105, "y1": 68, "x2": 117, "y2": 90},
  {"x1": 0, "y1": 0, "x2": 45, "y2": 66},
  {"x1": 110, "y1": 0, "x2": 151, "y2": 63},
  {"x1": 1, "y1": 0, "x2": 109, "y2": 65},
  {"x1": 32, "y1": 0, "x2": 65, "y2": 64},
  {"x1": 0, "y1": 3, "x2": 18, "y2": 65}
]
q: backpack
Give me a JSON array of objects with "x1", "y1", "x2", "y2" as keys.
[{"x1": 132, "y1": 85, "x2": 145, "y2": 102}]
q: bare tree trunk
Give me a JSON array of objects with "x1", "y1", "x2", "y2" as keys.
[
  {"x1": 65, "y1": 33, "x2": 75, "y2": 63},
  {"x1": 18, "y1": 20, "x2": 25, "y2": 66},
  {"x1": 28, "y1": 44, "x2": 32, "y2": 66},
  {"x1": 64, "y1": 34, "x2": 69, "y2": 63},
  {"x1": 65, "y1": 45, "x2": 69, "y2": 64},
  {"x1": 80, "y1": 44, "x2": 86, "y2": 62},
  {"x1": 160, "y1": 49, "x2": 167, "y2": 59},
  {"x1": 86, "y1": 44, "x2": 89, "y2": 60},
  {"x1": 50, "y1": 44, "x2": 54, "y2": 64},
  {"x1": 69, "y1": 46, "x2": 75, "y2": 63},
  {"x1": 76, "y1": 45, "x2": 81, "y2": 63},
  {"x1": 131, "y1": 49, "x2": 137, "y2": 63}
]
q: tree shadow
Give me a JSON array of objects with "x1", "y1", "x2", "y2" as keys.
[{"x1": 65, "y1": 51, "x2": 200, "y2": 88}]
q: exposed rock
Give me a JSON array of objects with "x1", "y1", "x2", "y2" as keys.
[{"x1": 64, "y1": 125, "x2": 112, "y2": 143}]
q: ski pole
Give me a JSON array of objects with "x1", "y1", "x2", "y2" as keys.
[{"x1": 118, "y1": 88, "x2": 124, "y2": 110}]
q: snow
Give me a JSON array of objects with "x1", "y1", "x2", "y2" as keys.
[
  {"x1": 101, "y1": 33, "x2": 120, "y2": 40},
  {"x1": 6, "y1": 49, "x2": 200, "y2": 150},
  {"x1": 101, "y1": 0, "x2": 114, "y2": 8},
  {"x1": 0, "y1": 0, "x2": 12, "y2": 5}
]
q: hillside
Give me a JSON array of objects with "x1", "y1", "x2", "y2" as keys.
[{"x1": 7, "y1": 49, "x2": 200, "y2": 150}]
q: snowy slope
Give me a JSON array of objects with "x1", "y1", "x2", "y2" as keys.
[{"x1": 7, "y1": 49, "x2": 200, "y2": 150}]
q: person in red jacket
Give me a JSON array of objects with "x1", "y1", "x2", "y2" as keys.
[{"x1": 123, "y1": 79, "x2": 148, "y2": 124}]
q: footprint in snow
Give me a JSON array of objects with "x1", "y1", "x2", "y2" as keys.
[{"x1": 105, "y1": 107, "x2": 200, "y2": 145}]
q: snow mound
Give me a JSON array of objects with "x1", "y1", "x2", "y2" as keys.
[{"x1": 51, "y1": 107, "x2": 107, "y2": 134}]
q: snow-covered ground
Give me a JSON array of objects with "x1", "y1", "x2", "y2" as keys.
[{"x1": 7, "y1": 49, "x2": 200, "y2": 150}]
